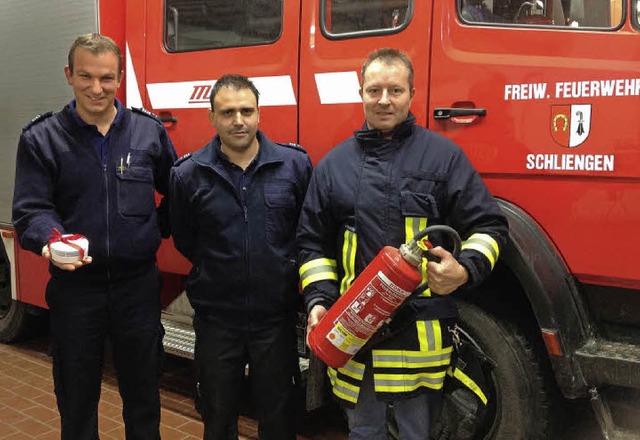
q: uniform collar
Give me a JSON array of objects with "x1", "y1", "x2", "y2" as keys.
[
  {"x1": 354, "y1": 112, "x2": 416, "y2": 152},
  {"x1": 67, "y1": 98, "x2": 124, "y2": 130},
  {"x1": 191, "y1": 130, "x2": 284, "y2": 168}
]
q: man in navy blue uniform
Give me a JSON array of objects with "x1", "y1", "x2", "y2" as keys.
[
  {"x1": 298, "y1": 48, "x2": 508, "y2": 439},
  {"x1": 169, "y1": 74, "x2": 312, "y2": 439},
  {"x1": 12, "y1": 34, "x2": 177, "y2": 439}
]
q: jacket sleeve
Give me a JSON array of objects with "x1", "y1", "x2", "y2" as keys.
[
  {"x1": 297, "y1": 163, "x2": 341, "y2": 312},
  {"x1": 169, "y1": 167, "x2": 197, "y2": 263},
  {"x1": 293, "y1": 151, "x2": 314, "y2": 217},
  {"x1": 153, "y1": 127, "x2": 178, "y2": 238},
  {"x1": 12, "y1": 132, "x2": 64, "y2": 255},
  {"x1": 445, "y1": 148, "x2": 509, "y2": 289}
]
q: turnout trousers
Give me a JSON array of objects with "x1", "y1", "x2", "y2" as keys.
[
  {"x1": 46, "y1": 266, "x2": 164, "y2": 440},
  {"x1": 194, "y1": 316, "x2": 299, "y2": 440},
  {"x1": 345, "y1": 358, "x2": 441, "y2": 440}
]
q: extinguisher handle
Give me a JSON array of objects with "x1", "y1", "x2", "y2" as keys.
[
  {"x1": 413, "y1": 225, "x2": 462, "y2": 292},
  {"x1": 424, "y1": 248, "x2": 442, "y2": 263},
  {"x1": 417, "y1": 225, "x2": 462, "y2": 260}
]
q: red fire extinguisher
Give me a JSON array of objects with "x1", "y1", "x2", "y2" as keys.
[{"x1": 308, "y1": 225, "x2": 461, "y2": 369}]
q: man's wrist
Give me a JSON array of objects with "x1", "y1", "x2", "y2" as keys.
[{"x1": 306, "y1": 298, "x2": 332, "y2": 314}]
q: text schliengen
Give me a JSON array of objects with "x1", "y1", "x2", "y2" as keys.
[{"x1": 526, "y1": 154, "x2": 615, "y2": 171}]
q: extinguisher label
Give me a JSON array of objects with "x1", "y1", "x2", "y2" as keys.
[
  {"x1": 327, "y1": 270, "x2": 412, "y2": 354},
  {"x1": 327, "y1": 323, "x2": 367, "y2": 355}
]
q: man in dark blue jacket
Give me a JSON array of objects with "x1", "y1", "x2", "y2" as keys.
[
  {"x1": 12, "y1": 34, "x2": 177, "y2": 439},
  {"x1": 298, "y1": 48, "x2": 508, "y2": 439},
  {"x1": 169, "y1": 74, "x2": 312, "y2": 440}
]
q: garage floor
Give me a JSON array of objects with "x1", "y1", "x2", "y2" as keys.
[{"x1": 0, "y1": 333, "x2": 348, "y2": 440}]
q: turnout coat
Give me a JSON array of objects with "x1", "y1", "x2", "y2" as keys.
[{"x1": 297, "y1": 114, "x2": 508, "y2": 406}]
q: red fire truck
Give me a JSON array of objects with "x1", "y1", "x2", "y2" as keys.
[{"x1": 1, "y1": 0, "x2": 639, "y2": 438}]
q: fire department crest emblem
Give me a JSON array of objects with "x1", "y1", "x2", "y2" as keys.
[{"x1": 550, "y1": 104, "x2": 591, "y2": 148}]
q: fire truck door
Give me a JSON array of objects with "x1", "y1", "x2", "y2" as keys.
[
  {"x1": 139, "y1": 0, "x2": 301, "y2": 158},
  {"x1": 298, "y1": 1, "x2": 434, "y2": 164},
  {"x1": 429, "y1": 0, "x2": 639, "y2": 284},
  {"x1": 125, "y1": 1, "x2": 300, "y2": 277}
]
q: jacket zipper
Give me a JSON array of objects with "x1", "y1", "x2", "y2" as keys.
[
  {"x1": 103, "y1": 162, "x2": 110, "y2": 280},
  {"x1": 209, "y1": 164, "x2": 250, "y2": 279}
]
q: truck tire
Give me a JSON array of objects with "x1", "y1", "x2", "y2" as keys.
[
  {"x1": 0, "y1": 299, "x2": 30, "y2": 343},
  {"x1": 452, "y1": 300, "x2": 550, "y2": 439},
  {"x1": 387, "y1": 300, "x2": 550, "y2": 439},
  {"x1": 0, "y1": 247, "x2": 31, "y2": 342}
]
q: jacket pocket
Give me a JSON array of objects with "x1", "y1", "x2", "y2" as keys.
[
  {"x1": 400, "y1": 190, "x2": 440, "y2": 219},
  {"x1": 116, "y1": 166, "x2": 155, "y2": 216},
  {"x1": 399, "y1": 170, "x2": 447, "y2": 220},
  {"x1": 264, "y1": 182, "x2": 297, "y2": 246}
]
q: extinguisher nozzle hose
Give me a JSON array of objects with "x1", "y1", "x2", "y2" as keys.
[{"x1": 400, "y1": 225, "x2": 462, "y2": 267}]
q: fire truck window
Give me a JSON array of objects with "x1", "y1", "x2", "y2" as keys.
[
  {"x1": 458, "y1": 0, "x2": 623, "y2": 28},
  {"x1": 322, "y1": 0, "x2": 411, "y2": 36},
  {"x1": 164, "y1": 0, "x2": 282, "y2": 52}
]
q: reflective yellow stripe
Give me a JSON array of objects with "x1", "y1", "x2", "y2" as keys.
[
  {"x1": 372, "y1": 347, "x2": 453, "y2": 368},
  {"x1": 405, "y1": 217, "x2": 430, "y2": 297},
  {"x1": 417, "y1": 319, "x2": 443, "y2": 351},
  {"x1": 328, "y1": 367, "x2": 360, "y2": 403},
  {"x1": 461, "y1": 233, "x2": 500, "y2": 269},
  {"x1": 374, "y1": 370, "x2": 448, "y2": 392},
  {"x1": 301, "y1": 272, "x2": 339, "y2": 289},
  {"x1": 433, "y1": 320, "x2": 443, "y2": 350},
  {"x1": 417, "y1": 321, "x2": 427, "y2": 351},
  {"x1": 300, "y1": 258, "x2": 337, "y2": 275},
  {"x1": 299, "y1": 258, "x2": 338, "y2": 290},
  {"x1": 418, "y1": 257, "x2": 430, "y2": 297},
  {"x1": 337, "y1": 359, "x2": 365, "y2": 380},
  {"x1": 340, "y1": 229, "x2": 357, "y2": 294},
  {"x1": 404, "y1": 217, "x2": 429, "y2": 245},
  {"x1": 451, "y1": 367, "x2": 489, "y2": 405}
]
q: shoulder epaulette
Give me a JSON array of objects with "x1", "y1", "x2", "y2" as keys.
[
  {"x1": 174, "y1": 152, "x2": 192, "y2": 166},
  {"x1": 277, "y1": 142, "x2": 308, "y2": 154},
  {"x1": 132, "y1": 107, "x2": 162, "y2": 124},
  {"x1": 22, "y1": 112, "x2": 53, "y2": 132}
]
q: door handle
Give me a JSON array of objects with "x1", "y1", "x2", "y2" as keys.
[
  {"x1": 160, "y1": 115, "x2": 178, "y2": 123},
  {"x1": 433, "y1": 108, "x2": 487, "y2": 120}
]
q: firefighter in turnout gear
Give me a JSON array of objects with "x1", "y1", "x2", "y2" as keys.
[{"x1": 297, "y1": 48, "x2": 509, "y2": 439}]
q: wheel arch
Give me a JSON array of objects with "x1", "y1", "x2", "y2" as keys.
[
  {"x1": 0, "y1": 225, "x2": 18, "y2": 302},
  {"x1": 0, "y1": 225, "x2": 47, "y2": 343},
  {"x1": 490, "y1": 199, "x2": 593, "y2": 398}
]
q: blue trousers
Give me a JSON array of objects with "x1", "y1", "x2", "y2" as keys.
[
  {"x1": 193, "y1": 316, "x2": 299, "y2": 440},
  {"x1": 345, "y1": 363, "x2": 437, "y2": 440},
  {"x1": 46, "y1": 266, "x2": 163, "y2": 440}
]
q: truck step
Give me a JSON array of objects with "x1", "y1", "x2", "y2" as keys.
[
  {"x1": 589, "y1": 387, "x2": 640, "y2": 440},
  {"x1": 161, "y1": 315, "x2": 196, "y2": 360},
  {"x1": 161, "y1": 314, "x2": 310, "y2": 374},
  {"x1": 576, "y1": 339, "x2": 640, "y2": 390}
]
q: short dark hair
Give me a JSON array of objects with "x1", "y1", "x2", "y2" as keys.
[
  {"x1": 209, "y1": 74, "x2": 260, "y2": 109},
  {"x1": 68, "y1": 33, "x2": 122, "y2": 75},
  {"x1": 361, "y1": 48, "x2": 414, "y2": 90}
]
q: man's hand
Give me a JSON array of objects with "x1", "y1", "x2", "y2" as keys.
[
  {"x1": 42, "y1": 244, "x2": 92, "y2": 271},
  {"x1": 306, "y1": 305, "x2": 327, "y2": 346},
  {"x1": 426, "y1": 246, "x2": 468, "y2": 295}
]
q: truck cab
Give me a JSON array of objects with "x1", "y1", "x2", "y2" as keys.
[{"x1": 1, "y1": 1, "x2": 639, "y2": 438}]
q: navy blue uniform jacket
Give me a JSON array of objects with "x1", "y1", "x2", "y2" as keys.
[
  {"x1": 169, "y1": 131, "x2": 313, "y2": 329},
  {"x1": 12, "y1": 102, "x2": 178, "y2": 281}
]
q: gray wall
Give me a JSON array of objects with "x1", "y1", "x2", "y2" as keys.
[{"x1": 0, "y1": 0, "x2": 98, "y2": 224}]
